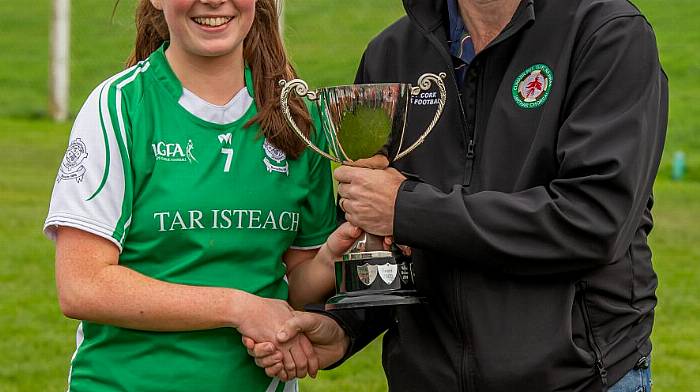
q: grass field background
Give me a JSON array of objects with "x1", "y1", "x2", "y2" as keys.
[{"x1": 0, "y1": 0, "x2": 698, "y2": 391}]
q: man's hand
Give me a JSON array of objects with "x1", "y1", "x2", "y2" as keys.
[
  {"x1": 351, "y1": 154, "x2": 390, "y2": 169},
  {"x1": 243, "y1": 311, "x2": 350, "y2": 381},
  {"x1": 335, "y1": 166, "x2": 406, "y2": 236}
]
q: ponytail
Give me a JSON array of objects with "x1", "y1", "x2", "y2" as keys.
[{"x1": 244, "y1": 0, "x2": 311, "y2": 159}]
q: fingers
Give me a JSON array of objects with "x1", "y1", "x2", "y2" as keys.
[
  {"x1": 337, "y1": 182, "x2": 353, "y2": 200},
  {"x1": 255, "y1": 351, "x2": 284, "y2": 369},
  {"x1": 276, "y1": 335, "x2": 319, "y2": 380},
  {"x1": 281, "y1": 345, "x2": 297, "y2": 377},
  {"x1": 384, "y1": 236, "x2": 393, "y2": 250},
  {"x1": 266, "y1": 364, "x2": 288, "y2": 381},
  {"x1": 273, "y1": 312, "x2": 321, "y2": 379},
  {"x1": 254, "y1": 350, "x2": 283, "y2": 367},
  {"x1": 354, "y1": 154, "x2": 390, "y2": 169},
  {"x1": 334, "y1": 165, "x2": 366, "y2": 184},
  {"x1": 276, "y1": 319, "x2": 301, "y2": 344},
  {"x1": 337, "y1": 222, "x2": 361, "y2": 239},
  {"x1": 277, "y1": 311, "x2": 324, "y2": 344},
  {"x1": 252, "y1": 341, "x2": 277, "y2": 358},
  {"x1": 242, "y1": 336, "x2": 255, "y2": 351},
  {"x1": 243, "y1": 328, "x2": 319, "y2": 382},
  {"x1": 288, "y1": 338, "x2": 309, "y2": 379},
  {"x1": 245, "y1": 342, "x2": 289, "y2": 381},
  {"x1": 299, "y1": 334, "x2": 319, "y2": 378}
]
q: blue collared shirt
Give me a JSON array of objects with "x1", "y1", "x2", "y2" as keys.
[{"x1": 447, "y1": 0, "x2": 476, "y2": 84}]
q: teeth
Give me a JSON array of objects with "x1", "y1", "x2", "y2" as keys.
[{"x1": 193, "y1": 16, "x2": 232, "y2": 27}]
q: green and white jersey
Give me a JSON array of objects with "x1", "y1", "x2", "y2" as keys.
[{"x1": 44, "y1": 44, "x2": 335, "y2": 392}]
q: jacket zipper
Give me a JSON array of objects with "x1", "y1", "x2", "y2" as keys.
[
  {"x1": 453, "y1": 272, "x2": 469, "y2": 392},
  {"x1": 419, "y1": 31, "x2": 473, "y2": 392},
  {"x1": 457, "y1": 2, "x2": 534, "y2": 186},
  {"x1": 576, "y1": 282, "x2": 609, "y2": 388},
  {"x1": 462, "y1": 57, "x2": 486, "y2": 186},
  {"x1": 420, "y1": 30, "x2": 472, "y2": 188}
]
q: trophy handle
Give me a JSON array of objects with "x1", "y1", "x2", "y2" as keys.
[
  {"x1": 393, "y1": 72, "x2": 447, "y2": 161},
  {"x1": 279, "y1": 79, "x2": 342, "y2": 163}
]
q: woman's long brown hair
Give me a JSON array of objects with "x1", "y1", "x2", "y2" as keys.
[{"x1": 123, "y1": 0, "x2": 311, "y2": 158}]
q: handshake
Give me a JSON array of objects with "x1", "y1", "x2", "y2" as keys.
[{"x1": 241, "y1": 311, "x2": 350, "y2": 381}]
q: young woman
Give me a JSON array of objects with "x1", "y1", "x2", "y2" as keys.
[{"x1": 44, "y1": 0, "x2": 356, "y2": 390}]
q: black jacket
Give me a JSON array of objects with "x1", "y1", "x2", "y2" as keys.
[{"x1": 327, "y1": 0, "x2": 668, "y2": 391}]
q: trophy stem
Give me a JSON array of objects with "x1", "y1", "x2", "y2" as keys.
[{"x1": 347, "y1": 232, "x2": 385, "y2": 254}]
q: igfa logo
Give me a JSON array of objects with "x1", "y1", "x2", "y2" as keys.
[
  {"x1": 512, "y1": 64, "x2": 553, "y2": 109},
  {"x1": 262, "y1": 139, "x2": 288, "y2": 175},
  {"x1": 57, "y1": 138, "x2": 89, "y2": 183},
  {"x1": 152, "y1": 139, "x2": 198, "y2": 163}
]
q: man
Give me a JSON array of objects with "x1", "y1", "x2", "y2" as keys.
[{"x1": 248, "y1": 0, "x2": 666, "y2": 390}]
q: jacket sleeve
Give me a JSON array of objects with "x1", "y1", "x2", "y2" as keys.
[
  {"x1": 313, "y1": 307, "x2": 393, "y2": 369},
  {"x1": 393, "y1": 16, "x2": 668, "y2": 275}
]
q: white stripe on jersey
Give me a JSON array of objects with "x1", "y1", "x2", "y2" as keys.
[
  {"x1": 288, "y1": 244, "x2": 324, "y2": 250},
  {"x1": 265, "y1": 378, "x2": 298, "y2": 392},
  {"x1": 115, "y1": 61, "x2": 152, "y2": 162},
  {"x1": 101, "y1": 61, "x2": 150, "y2": 163},
  {"x1": 120, "y1": 216, "x2": 132, "y2": 244},
  {"x1": 66, "y1": 322, "x2": 84, "y2": 392}
]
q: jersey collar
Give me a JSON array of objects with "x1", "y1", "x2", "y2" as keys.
[{"x1": 149, "y1": 42, "x2": 255, "y2": 104}]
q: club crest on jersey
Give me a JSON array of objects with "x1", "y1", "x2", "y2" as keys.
[
  {"x1": 512, "y1": 64, "x2": 553, "y2": 109},
  {"x1": 262, "y1": 139, "x2": 288, "y2": 175},
  {"x1": 57, "y1": 138, "x2": 89, "y2": 183},
  {"x1": 151, "y1": 139, "x2": 198, "y2": 163}
]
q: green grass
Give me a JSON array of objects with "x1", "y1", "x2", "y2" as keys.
[{"x1": 0, "y1": 0, "x2": 699, "y2": 391}]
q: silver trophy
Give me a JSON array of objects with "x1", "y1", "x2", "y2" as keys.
[{"x1": 279, "y1": 73, "x2": 447, "y2": 309}]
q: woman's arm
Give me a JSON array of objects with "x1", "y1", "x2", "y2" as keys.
[
  {"x1": 56, "y1": 226, "x2": 295, "y2": 343},
  {"x1": 284, "y1": 223, "x2": 361, "y2": 309}
]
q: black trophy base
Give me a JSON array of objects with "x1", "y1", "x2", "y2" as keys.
[{"x1": 325, "y1": 290, "x2": 423, "y2": 310}]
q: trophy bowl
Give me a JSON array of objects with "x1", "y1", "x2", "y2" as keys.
[{"x1": 279, "y1": 73, "x2": 446, "y2": 309}]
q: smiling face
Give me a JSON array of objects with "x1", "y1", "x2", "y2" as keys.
[{"x1": 150, "y1": 0, "x2": 256, "y2": 59}]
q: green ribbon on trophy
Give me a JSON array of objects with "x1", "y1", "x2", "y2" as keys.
[{"x1": 279, "y1": 73, "x2": 447, "y2": 309}]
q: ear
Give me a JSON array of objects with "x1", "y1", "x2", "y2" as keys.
[{"x1": 149, "y1": 0, "x2": 163, "y2": 11}]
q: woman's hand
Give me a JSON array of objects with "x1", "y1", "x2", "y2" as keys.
[
  {"x1": 324, "y1": 222, "x2": 363, "y2": 259},
  {"x1": 234, "y1": 294, "x2": 295, "y2": 343}
]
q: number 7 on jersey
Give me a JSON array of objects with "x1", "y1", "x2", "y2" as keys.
[{"x1": 220, "y1": 148, "x2": 233, "y2": 172}]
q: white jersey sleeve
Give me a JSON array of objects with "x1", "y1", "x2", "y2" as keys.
[{"x1": 44, "y1": 80, "x2": 132, "y2": 251}]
